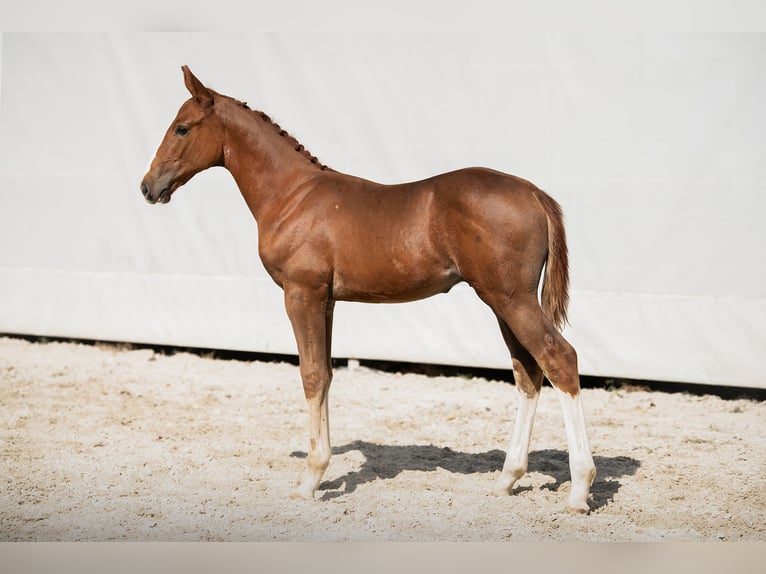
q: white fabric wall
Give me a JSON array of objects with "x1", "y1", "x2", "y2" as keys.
[{"x1": 1, "y1": 33, "x2": 764, "y2": 388}]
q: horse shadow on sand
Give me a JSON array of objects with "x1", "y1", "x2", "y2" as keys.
[{"x1": 291, "y1": 441, "x2": 640, "y2": 511}]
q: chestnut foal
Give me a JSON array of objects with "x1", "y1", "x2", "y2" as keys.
[{"x1": 141, "y1": 66, "x2": 596, "y2": 512}]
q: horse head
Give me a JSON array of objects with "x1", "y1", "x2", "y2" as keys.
[{"x1": 140, "y1": 66, "x2": 225, "y2": 204}]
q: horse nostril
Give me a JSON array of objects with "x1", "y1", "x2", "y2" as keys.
[{"x1": 141, "y1": 182, "x2": 150, "y2": 198}]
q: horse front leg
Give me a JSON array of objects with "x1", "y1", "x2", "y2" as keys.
[
  {"x1": 284, "y1": 283, "x2": 335, "y2": 500},
  {"x1": 291, "y1": 389, "x2": 331, "y2": 500}
]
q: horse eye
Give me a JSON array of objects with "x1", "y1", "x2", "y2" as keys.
[{"x1": 175, "y1": 125, "x2": 189, "y2": 136}]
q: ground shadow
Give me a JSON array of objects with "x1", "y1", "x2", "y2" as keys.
[
  {"x1": 525, "y1": 448, "x2": 641, "y2": 510},
  {"x1": 290, "y1": 441, "x2": 640, "y2": 510}
]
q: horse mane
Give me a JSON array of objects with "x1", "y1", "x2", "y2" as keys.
[{"x1": 237, "y1": 99, "x2": 331, "y2": 172}]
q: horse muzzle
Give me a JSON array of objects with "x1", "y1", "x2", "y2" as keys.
[{"x1": 140, "y1": 175, "x2": 174, "y2": 205}]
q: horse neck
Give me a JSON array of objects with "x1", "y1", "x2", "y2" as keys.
[{"x1": 217, "y1": 101, "x2": 324, "y2": 222}]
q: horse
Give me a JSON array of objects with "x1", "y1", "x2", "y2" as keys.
[{"x1": 141, "y1": 66, "x2": 596, "y2": 513}]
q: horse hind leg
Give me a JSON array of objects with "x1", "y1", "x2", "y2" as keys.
[
  {"x1": 492, "y1": 295, "x2": 596, "y2": 513},
  {"x1": 493, "y1": 317, "x2": 544, "y2": 496},
  {"x1": 555, "y1": 377, "x2": 596, "y2": 513}
]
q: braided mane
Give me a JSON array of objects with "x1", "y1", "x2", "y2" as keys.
[{"x1": 238, "y1": 100, "x2": 331, "y2": 171}]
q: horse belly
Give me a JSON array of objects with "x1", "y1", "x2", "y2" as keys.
[
  {"x1": 332, "y1": 256, "x2": 460, "y2": 303},
  {"x1": 322, "y1": 180, "x2": 461, "y2": 302}
]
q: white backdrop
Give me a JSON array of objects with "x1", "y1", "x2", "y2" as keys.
[{"x1": 1, "y1": 33, "x2": 764, "y2": 388}]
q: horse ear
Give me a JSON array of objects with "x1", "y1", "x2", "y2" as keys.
[{"x1": 182, "y1": 65, "x2": 213, "y2": 109}]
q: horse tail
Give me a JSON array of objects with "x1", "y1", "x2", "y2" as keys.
[{"x1": 533, "y1": 189, "x2": 570, "y2": 330}]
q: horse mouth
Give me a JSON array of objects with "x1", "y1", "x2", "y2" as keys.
[{"x1": 156, "y1": 186, "x2": 174, "y2": 204}]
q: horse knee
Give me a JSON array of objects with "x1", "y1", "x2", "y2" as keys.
[{"x1": 300, "y1": 369, "x2": 331, "y2": 401}]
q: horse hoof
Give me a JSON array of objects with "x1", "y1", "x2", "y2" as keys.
[
  {"x1": 289, "y1": 490, "x2": 314, "y2": 500},
  {"x1": 290, "y1": 483, "x2": 316, "y2": 500},
  {"x1": 565, "y1": 504, "x2": 590, "y2": 515},
  {"x1": 491, "y1": 485, "x2": 513, "y2": 497},
  {"x1": 492, "y1": 473, "x2": 521, "y2": 497}
]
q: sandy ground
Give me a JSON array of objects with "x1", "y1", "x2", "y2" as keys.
[{"x1": 1, "y1": 335, "x2": 764, "y2": 542}]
